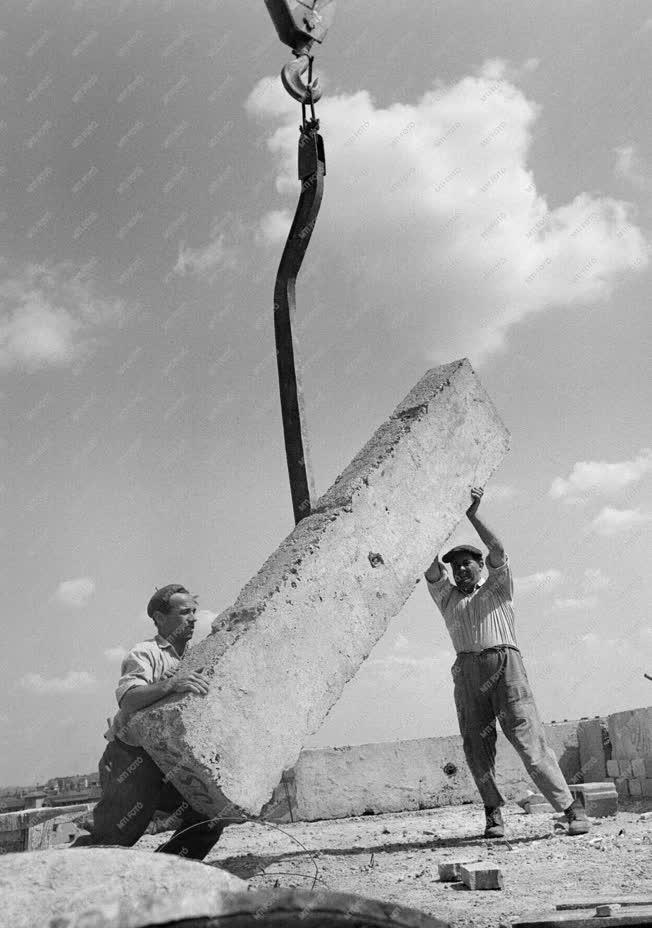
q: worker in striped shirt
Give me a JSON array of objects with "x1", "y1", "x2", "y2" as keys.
[{"x1": 425, "y1": 487, "x2": 590, "y2": 838}]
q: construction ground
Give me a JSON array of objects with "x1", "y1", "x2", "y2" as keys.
[{"x1": 136, "y1": 798, "x2": 652, "y2": 928}]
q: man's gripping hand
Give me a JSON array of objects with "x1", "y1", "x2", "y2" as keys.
[
  {"x1": 466, "y1": 486, "x2": 483, "y2": 517},
  {"x1": 165, "y1": 667, "x2": 209, "y2": 696}
]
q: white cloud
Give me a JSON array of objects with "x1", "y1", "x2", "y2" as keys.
[
  {"x1": 20, "y1": 670, "x2": 97, "y2": 693},
  {"x1": 393, "y1": 633, "x2": 409, "y2": 652},
  {"x1": 193, "y1": 608, "x2": 217, "y2": 641},
  {"x1": 582, "y1": 567, "x2": 610, "y2": 592},
  {"x1": 484, "y1": 483, "x2": 519, "y2": 502},
  {"x1": 247, "y1": 60, "x2": 648, "y2": 364},
  {"x1": 174, "y1": 229, "x2": 235, "y2": 281},
  {"x1": 550, "y1": 448, "x2": 652, "y2": 502},
  {"x1": 103, "y1": 646, "x2": 127, "y2": 663},
  {"x1": 553, "y1": 595, "x2": 599, "y2": 610},
  {"x1": 589, "y1": 506, "x2": 652, "y2": 536},
  {"x1": 0, "y1": 262, "x2": 126, "y2": 371},
  {"x1": 369, "y1": 648, "x2": 453, "y2": 672},
  {"x1": 516, "y1": 568, "x2": 563, "y2": 595},
  {"x1": 614, "y1": 145, "x2": 651, "y2": 192},
  {"x1": 255, "y1": 209, "x2": 292, "y2": 246},
  {"x1": 52, "y1": 576, "x2": 96, "y2": 608}
]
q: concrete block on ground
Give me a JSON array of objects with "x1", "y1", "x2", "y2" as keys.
[
  {"x1": 607, "y1": 707, "x2": 652, "y2": 759},
  {"x1": 525, "y1": 800, "x2": 554, "y2": 814},
  {"x1": 585, "y1": 795, "x2": 618, "y2": 817},
  {"x1": 273, "y1": 724, "x2": 577, "y2": 821},
  {"x1": 130, "y1": 360, "x2": 510, "y2": 816},
  {"x1": 614, "y1": 777, "x2": 629, "y2": 800},
  {"x1": 460, "y1": 862, "x2": 504, "y2": 890},
  {"x1": 438, "y1": 858, "x2": 481, "y2": 881},
  {"x1": 628, "y1": 778, "x2": 643, "y2": 797},
  {"x1": 0, "y1": 848, "x2": 246, "y2": 928},
  {"x1": 570, "y1": 782, "x2": 618, "y2": 817},
  {"x1": 517, "y1": 792, "x2": 553, "y2": 814},
  {"x1": 606, "y1": 759, "x2": 620, "y2": 778},
  {"x1": 544, "y1": 721, "x2": 582, "y2": 781},
  {"x1": 644, "y1": 778, "x2": 652, "y2": 798},
  {"x1": 577, "y1": 718, "x2": 608, "y2": 781},
  {"x1": 618, "y1": 758, "x2": 633, "y2": 778},
  {"x1": 645, "y1": 756, "x2": 652, "y2": 777},
  {"x1": 632, "y1": 758, "x2": 647, "y2": 778}
]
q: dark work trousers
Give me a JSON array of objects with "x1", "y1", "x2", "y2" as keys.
[
  {"x1": 72, "y1": 738, "x2": 225, "y2": 859},
  {"x1": 452, "y1": 646, "x2": 574, "y2": 812}
]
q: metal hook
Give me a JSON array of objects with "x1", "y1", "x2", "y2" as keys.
[{"x1": 281, "y1": 54, "x2": 322, "y2": 104}]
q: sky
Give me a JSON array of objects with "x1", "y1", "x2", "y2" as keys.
[{"x1": 1, "y1": 0, "x2": 651, "y2": 786}]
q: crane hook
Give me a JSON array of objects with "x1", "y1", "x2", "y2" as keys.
[{"x1": 281, "y1": 54, "x2": 322, "y2": 104}]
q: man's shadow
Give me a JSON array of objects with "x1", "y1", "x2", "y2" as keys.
[{"x1": 211, "y1": 829, "x2": 556, "y2": 881}]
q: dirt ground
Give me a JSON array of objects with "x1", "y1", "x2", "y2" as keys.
[{"x1": 136, "y1": 798, "x2": 652, "y2": 928}]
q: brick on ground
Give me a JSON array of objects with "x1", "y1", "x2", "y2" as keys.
[
  {"x1": 460, "y1": 862, "x2": 504, "y2": 891},
  {"x1": 130, "y1": 359, "x2": 511, "y2": 816},
  {"x1": 570, "y1": 782, "x2": 618, "y2": 817},
  {"x1": 438, "y1": 859, "x2": 481, "y2": 881}
]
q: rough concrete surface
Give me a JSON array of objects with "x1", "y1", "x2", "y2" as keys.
[
  {"x1": 135, "y1": 801, "x2": 652, "y2": 928},
  {"x1": 130, "y1": 359, "x2": 510, "y2": 816},
  {"x1": 287, "y1": 724, "x2": 578, "y2": 821},
  {"x1": 577, "y1": 718, "x2": 608, "y2": 781},
  {"x1": 607, "y1": 707, "x2": 652, "y2": 759},
  {"x1": 0, "y1": 848, "x2": 246, "y2": 928}
]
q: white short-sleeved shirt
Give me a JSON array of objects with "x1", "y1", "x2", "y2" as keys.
[
  {"x1": 426, "y1": 559, "x2": 518, "y2": 654},
  {"x1": 104, "y1": 634, "x2": 181, "y2": 747}
]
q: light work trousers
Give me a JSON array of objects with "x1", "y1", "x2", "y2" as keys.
[{"x1": 452, "y1": 646, "x2": 574, "y2": 812}]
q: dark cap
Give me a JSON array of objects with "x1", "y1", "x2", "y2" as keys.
[
  {"x1": 147, "y1": 584, "x2": 190, "y2": 618},
  {"x1": 442, "y1": 544, "x2": 483, "y2": 564}
]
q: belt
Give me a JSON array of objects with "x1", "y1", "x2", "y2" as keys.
[{"x1": 456, "y1": 644, "x2": 520, "y2": 657}]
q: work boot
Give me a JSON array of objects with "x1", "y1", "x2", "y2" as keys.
[
  {"x1": 564, "y1": 799, "x2": 590, "y2": 836},
  {"x1": 484, "y1": 806, "x2": 505, "y2": 838}
]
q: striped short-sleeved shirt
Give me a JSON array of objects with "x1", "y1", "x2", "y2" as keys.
[
  {"x1": 104, "y1": 634, "x2": 181, "y2": 747},
  {"x1": 426, "y1": 558, "x2": 518, "y2": 654}
]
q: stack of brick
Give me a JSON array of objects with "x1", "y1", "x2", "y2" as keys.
[
  {"x1": 605, "y1": 707, "x2": 652, "y2": 801},
  {"x1": 607, "y1": 756, "x2": 652, "y2": 799}
]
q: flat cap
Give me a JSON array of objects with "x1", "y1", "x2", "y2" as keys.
[{"x1": 442, "y1": 544, "x2": 483, "y2": 564}]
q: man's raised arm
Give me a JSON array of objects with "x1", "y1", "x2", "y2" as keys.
[{"x1": 466, "y1": 487, "x2": 505, "y2": 567}]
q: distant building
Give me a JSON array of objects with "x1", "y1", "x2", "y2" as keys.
[
  {"x1": 0, "y1": 796, "x2": 24, "y2": 813},
  {"x1": 23, "y1": 792, "x2": 47, "y2": 809},
  {"x1": 48, "y1": 787, "x2": 101, "y2": 807}
]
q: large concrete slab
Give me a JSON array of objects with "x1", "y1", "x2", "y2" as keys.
[
  {"x1": 130, "y1": 359, "x2": 510, "y2": 816},
  {"x1": 0, "y1": 848, "x2": 246, "y2": 928},
  {"x1": 607, "y1": 707, "x2": 652, "y2": 759},
  {"x1": 577, "y1": 718, "x2": 608, "y2": 782},
  {"x1": 266, "y1": 722, "x2": 580, "y2": 821}
]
